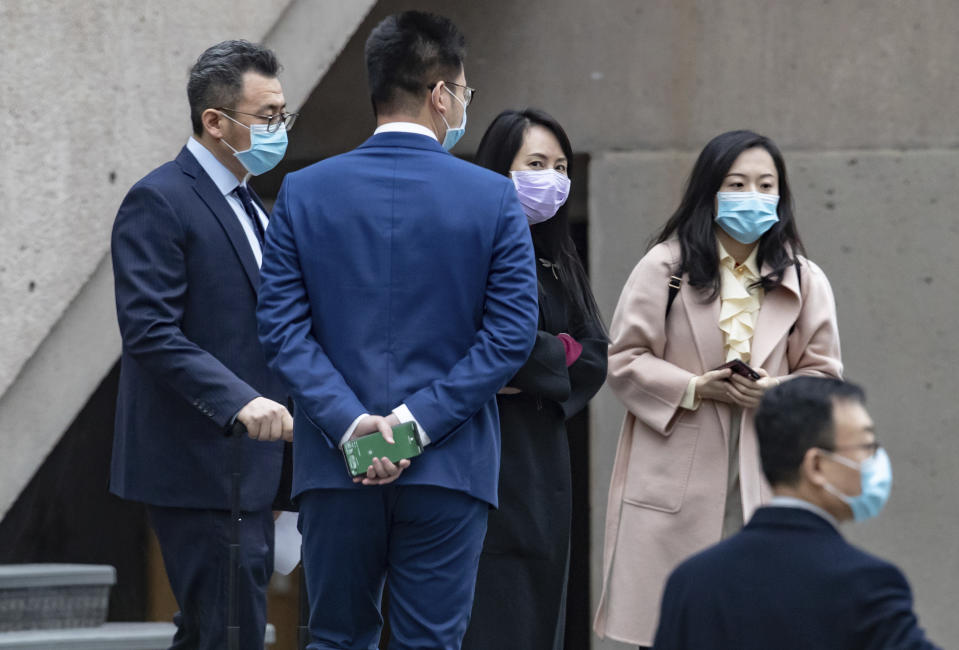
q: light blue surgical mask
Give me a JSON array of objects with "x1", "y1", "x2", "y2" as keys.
[
  {"x1": 823, "y1": 447, "x2": 893, "y2": 522},
  {"x1": 715, "y1": 191, "x2": 780, "y2": 244},
  {"x1": 220, "y1": 112, "x2": 288, "y2": 175},
  {"x1": 440, "y1": 87, "x2": 467, "y2": 151}
]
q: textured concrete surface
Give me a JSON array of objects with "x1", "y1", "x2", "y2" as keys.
[
  {"x1": 284, "y1": 0, "x2": 959, "y2": 166},
  {"x1": 589, "y1": 150, "x2": 959, "y2": 647}
]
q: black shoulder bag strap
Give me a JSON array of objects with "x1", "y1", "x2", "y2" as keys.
[
  {"x1": 665, "y1": 274, "x2": 682, "y2": 320},
  {"x1": 789, "y1": 259, "x2": 802, "y2": 335}
]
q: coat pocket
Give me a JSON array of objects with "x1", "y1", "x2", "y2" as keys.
[{"x1": 622, "y1": 421, "x2": 700, "y2": 513}]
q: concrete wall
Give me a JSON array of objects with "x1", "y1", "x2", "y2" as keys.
[{"x1": 0, "y1": 0, "x2": 376, "y2": 520}]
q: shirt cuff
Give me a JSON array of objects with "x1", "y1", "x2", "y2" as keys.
[
  {"x1": 680, "y1": 376, "x2": 702, "y2": 411},
  {"x1": 392, "y1": 404, "x2": 431, "y2": 446},
  {"x1": 340, "y1": 413, "x2": 369, "y2": 449}
]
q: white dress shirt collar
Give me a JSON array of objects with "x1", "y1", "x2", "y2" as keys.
[
  {"x1": 186, "y1": 137, "x2": 246, "y2": 195},
  {"x1": 373, "y1": 121, "x2": 439, "y2": 142},
  {"x1": 186, "y1": 137, "x2": 266, "y2": 267},
  {"x1": 768, "y1": 495, "x2": 840, "y2": 530}
]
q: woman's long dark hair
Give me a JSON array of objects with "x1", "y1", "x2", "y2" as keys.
[
  {"x1": 653, "y1": 130, "x2": 806, "y2": 299},
  {"x1": 475, "y1": 108, "x2": 606, "y2": 335}
]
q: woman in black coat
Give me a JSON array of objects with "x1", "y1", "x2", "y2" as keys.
[{"x1": 462, "y1": 109, "x2": 608, "y2": 650}]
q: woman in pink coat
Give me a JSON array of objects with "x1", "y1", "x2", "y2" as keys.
[{"x1": 593, "y1": 130, "x2": 842, "y2": 647}]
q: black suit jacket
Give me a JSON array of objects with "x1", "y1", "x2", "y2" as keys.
[
  {"x1": 110, "y1": 146, "x2": 286, "y2": 511},
  {"x1": 654, "y1": 506, "x2": 940, "y2": 650}
]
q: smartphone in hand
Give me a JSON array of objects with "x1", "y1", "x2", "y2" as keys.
[
  {"x1": 342, "y1": 422, "x2": 423, "y2": 477},
  {"x1": 715, "y1": 359, "x2": 761, "y2": 381}
]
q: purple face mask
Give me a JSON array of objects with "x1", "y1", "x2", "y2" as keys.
[{"x1": 510, "y1": 169, "x2": 571, "y2": 224}]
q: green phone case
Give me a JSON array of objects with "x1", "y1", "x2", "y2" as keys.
[{"x1": 343, "y1": 422, "x2": 424, "y2": 477}]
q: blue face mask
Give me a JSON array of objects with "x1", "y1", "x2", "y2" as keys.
[
  {"x1": 440, "y1": 87, "x2": 467, "y2": 151},
  {"x1": 823, "y1": 447, "x2": 893, "y2": 522},
  {"x1": 715, "y1": 191, "x2": 780, "y2": 244},
  {"x1": 221, "y1": 112, "x2": 288, "y2": 175}
]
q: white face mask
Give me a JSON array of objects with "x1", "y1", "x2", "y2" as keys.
[{"x1": 510, "y1": 169, "x2": 571, "y2": 224}]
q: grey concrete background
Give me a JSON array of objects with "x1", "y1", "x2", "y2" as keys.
[
  {"x1": 2, "y1": 0, "x2": 958, "y2": 645},
  {"x1": 284, "y1": 0, "x2": 959, "y2": 161}
]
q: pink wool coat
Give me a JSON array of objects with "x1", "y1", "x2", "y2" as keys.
[{"x1": 593, "y1": 240, "x2": 843, "y2": 646}]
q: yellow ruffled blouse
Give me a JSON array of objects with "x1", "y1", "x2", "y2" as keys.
[{"x1": 680, "y1": 240, "x2": 764, "y2": 409}]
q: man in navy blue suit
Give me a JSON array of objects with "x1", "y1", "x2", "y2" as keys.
[
  {"x1": 111, "y1": 40, "x2": 296, "y2": 649},
  {"x1": 653, "y1": 377, "x2": 940, "y2": 650},
  {"x1": 257, "y1": 11, "x2": 538, "y2": 650}
]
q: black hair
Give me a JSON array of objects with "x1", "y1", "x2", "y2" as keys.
[
  {"x1": 364, "y1": 11, "x2": 466, "y2": 115},
  {"x1": 756, "y1": 377, "x2": 866, "y2": 486},
  {"x1": 187, "y1": 40, "x2": 280, "y2": 135},
  {"x1": 474, "y1": 108, "x2": 606, "y2": 336},
  {"x1": 653, "y1": 130, "x2": 805, "y2": 300}
]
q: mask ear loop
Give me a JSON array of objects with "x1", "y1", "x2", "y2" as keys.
[
  {"x1": 818, "y1": 450, "x2": 860, "y2": 502},
  {"x1": 443, "y1": 86, "x2": 467, "y2": 130},
  {"x1": 217, "y1": 110, "x2": 251, "y2": 155}
]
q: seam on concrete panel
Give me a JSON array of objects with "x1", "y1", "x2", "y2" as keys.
[{"x1": 0, "y1": 254, "x2": 106, "y2": 400}]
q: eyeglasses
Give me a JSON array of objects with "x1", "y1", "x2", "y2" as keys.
[
  {"x1": 216, "y1": 107, "x2": 298, "y2": 133},
  {"x1": 428, "y1": 81, "x2": 476, "y2": 108},
  {"x1": 824, "y1": 441, "x2": 882, "y2": 456}
]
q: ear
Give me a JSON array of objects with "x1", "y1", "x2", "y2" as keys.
[
  {"x1": 201, "y1": 108, "x2": 226, "y2": 139},
  {"x1": 800, "y1": 448, "x2": 826, "y2": 487},
  {"x1": 430, "y1": 81, "x2": 448, "y2": 117}
]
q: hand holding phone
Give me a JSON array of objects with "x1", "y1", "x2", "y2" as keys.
[
  {"x1": 714, "y1": 359, "x2": 761, "y2": 381},
  {"x1": 343, "y1": 421, "x2": 423, "y2": 477}
]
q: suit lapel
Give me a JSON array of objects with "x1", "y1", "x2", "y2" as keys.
[
  {"x1": 750, "y1": 261, "x2": 801, "y2": 369},
  {"x1": 177, "y1": 148, "x2": 261, "y2": 292},
  {"x1": 680, "y1": 280, "x2": 723, "y2": 375},
  {"x1": 679, "y1": 276, "x2": 731, "y2": 443}
]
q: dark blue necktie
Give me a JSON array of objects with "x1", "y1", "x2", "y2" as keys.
[{"x1": 234, "y1": 184, "x2": 265, "y2": 245}]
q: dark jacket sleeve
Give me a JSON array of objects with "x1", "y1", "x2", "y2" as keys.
[
  {"x1": 509, "y1": 317, "x2": 607, "y2": 418},
  {"x1": 559, "y1": 313, "x2": 608, "y2": 419},
  {"x1": 859, "y1": 562, "x2": 941, "y2": 650},
  {"x1": 507, "y1": 331, "x2": 572, "y2": 403},
  {"x1": 112, "y1": 183, "x2": 258, "y2": 428}
]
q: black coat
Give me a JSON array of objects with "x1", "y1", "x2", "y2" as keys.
[{"x1": 463, "y1": 257, "x2": 607, "y2": 650}]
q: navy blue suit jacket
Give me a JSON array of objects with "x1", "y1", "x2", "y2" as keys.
[
  {"x1": 257, "y1": 132, "x2": 538, "y2": 506},
  {"x1": 654, "y1": 506, "x2": 940, "y2": 650},
  {"x1": 111, "y1": 146, "x2": 285, "y2": 511}
]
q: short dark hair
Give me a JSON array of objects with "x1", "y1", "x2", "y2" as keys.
[
  {"x1": 756, "y1": 377, "x2": 866, "y2": 486},
  {"x1": 654, "y1": 130, "x2": 805, "y2": 301},
  {"x1": 187, "y1": 40, "x2": 280, "y2": 135},
  {"x1": 364, "y1": 11, "x2": 466, "y2": 115}
]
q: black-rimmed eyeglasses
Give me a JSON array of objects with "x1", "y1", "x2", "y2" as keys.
[
  {"x1": 825, "y1": 441, "x2": 882, "y2": 456},
  {"x1": 428, "y1": 81, "x2": 476, "y2": 108},
  {"x1": 217, "y1": 107, "x2": 298, "y2": 133}
]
